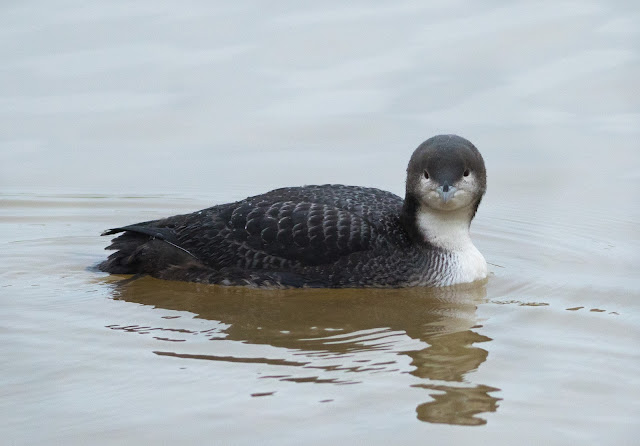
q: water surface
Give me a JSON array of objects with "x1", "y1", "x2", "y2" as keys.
[{"x1": 1, "y1": 1, "x2": 639, "y2": 445}]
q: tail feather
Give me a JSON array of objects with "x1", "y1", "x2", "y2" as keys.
[
  {"x1": 99, "y1": 229, "x2": 324, "y2": 287},
  {"x1": 99, "y1": 227, "x2": 198, "y2": 275},
  {"x1": 102, "y1": 224, "x2": 176, "y2": 241}
]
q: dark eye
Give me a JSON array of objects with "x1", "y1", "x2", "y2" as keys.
[
  {"x1": 463, "y1": 169, "x2": 470, "y2": 177},
  {"x1": 424, "y1": 170, "x2": 429, "y2": 180}
]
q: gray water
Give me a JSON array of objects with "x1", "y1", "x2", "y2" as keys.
[{"x1": 1, "y1": 1, "x2": 639, "y2": 445}]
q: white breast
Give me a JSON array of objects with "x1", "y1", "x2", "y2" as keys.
[
  {"x1": 444, "y1": 243, "x2": 488, "y2": 286},
  {"x1": 416, "y1": 206, "x2": 488, "y2": 286}
]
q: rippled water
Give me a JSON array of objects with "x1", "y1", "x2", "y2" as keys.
[{"x1": 1, "y1": 1, "x2": 639, "y2": 445}]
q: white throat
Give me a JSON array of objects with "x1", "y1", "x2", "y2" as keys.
[
  {"x1": 416, "y1": 205, "x2": 474, "y2": 250},
  {"x1": 416, "y1": 205, "x2": 488, "y2": 285}
]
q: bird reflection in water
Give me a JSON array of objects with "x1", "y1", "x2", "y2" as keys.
[{"x1": 105, "y1": 277, "x2": 500, "y2": 426}]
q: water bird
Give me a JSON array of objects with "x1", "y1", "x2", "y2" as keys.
[{"x1": 100, "y1": 135, "x2": 487, "y2": 288}]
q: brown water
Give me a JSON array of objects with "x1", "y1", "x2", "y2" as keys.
[{"x1": 1, "y1": 1, "x2": 639, "y2": 445}]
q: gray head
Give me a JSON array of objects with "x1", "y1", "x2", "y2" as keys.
[{"x1": 405, "y1": 135, "x2": 486, "y2": 216}]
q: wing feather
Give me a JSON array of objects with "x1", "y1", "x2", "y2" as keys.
[{"x1": 102, "y1": 185, "x2": 405, "y2": 275}]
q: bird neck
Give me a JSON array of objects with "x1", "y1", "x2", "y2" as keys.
[{"x1": 401, "y1": 193, "x2": 475, "y2": 251}]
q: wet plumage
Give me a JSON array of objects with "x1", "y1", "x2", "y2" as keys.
[{"x1": 100, "y1": 135, "x2": 488, "y2": 288}]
